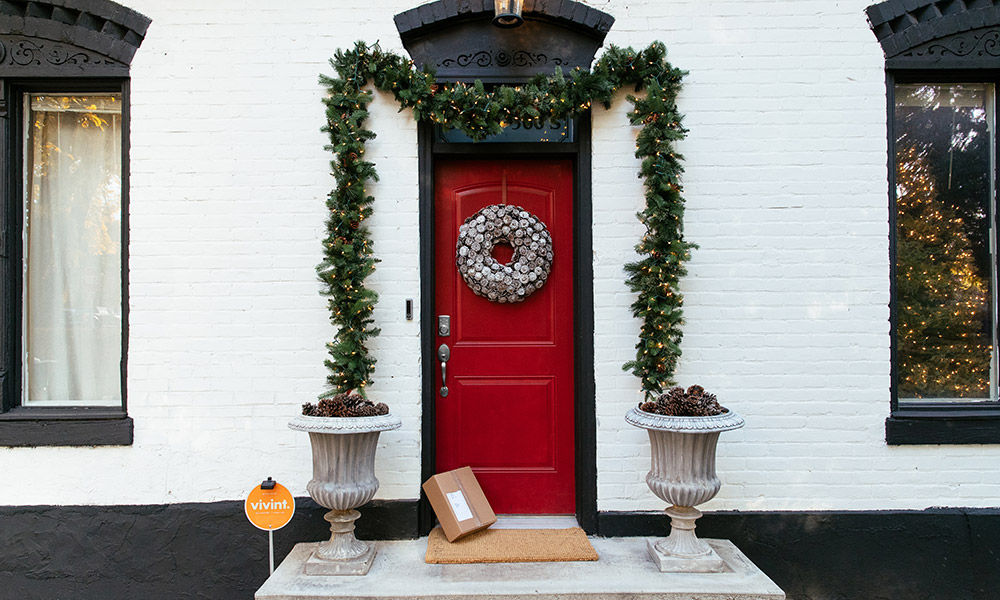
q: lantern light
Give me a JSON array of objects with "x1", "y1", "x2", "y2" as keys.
[{"x1": 493, "y1": 0, "x2": 524, "y2": 28}]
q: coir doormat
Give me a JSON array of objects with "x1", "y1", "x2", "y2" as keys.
[{"x1": 425, "y1": 527, "x2": 599, "y2": 564}]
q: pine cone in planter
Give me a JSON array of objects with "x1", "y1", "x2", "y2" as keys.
[
  {"x1": 639, "y1": 385, "x2": 727, "y2": 417},
  {"x1": 301, "y1": 392, "x2": 390, "y2": 417}
]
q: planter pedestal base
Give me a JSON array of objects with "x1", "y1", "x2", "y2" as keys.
[
  {"x1": 646, "y1": 505, "x2": 725, "y2": 573},
  {"x1": 305, "y1": 509, "x2": 375, "y2": 576},
  {"x1": 647, "y1": 539, "x2": 725, "y2": 573},
  {"x1": 305, "y1": 543, "x2": 375, "y2": 576}
]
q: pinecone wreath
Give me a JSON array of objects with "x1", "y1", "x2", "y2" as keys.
[{"x1": 455, "y1": 204, "x2": 553, "y2": 303}]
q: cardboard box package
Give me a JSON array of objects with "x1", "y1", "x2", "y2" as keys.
[{"x1": 422, "y1": 466, "x2": 497, "y2": 542}]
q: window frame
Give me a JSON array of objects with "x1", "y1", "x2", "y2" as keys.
[
  {"x1": 887, "y1": 68, "x2": 1000, "y2": 445},
  {"x1": 0, "y1": 77, "x2": 132, "y2": 446}
]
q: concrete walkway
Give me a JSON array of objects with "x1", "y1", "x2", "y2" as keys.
[{"x1": 256, "y1": 537, "x2": 785, "y2": 600}]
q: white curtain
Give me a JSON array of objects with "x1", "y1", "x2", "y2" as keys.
[{"x1": 23, "y1": 95, "x2": 122, "y2": 406}]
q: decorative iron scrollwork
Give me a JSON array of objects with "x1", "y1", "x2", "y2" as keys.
[
  {"x1": 904, "y1": 29, "x2": 1000, "y2": 58},
  {"x1": 439, "y1": 49, "x2": 567, "y2": 69},
  {"x1": 0, "y1": 36, "x2": 119, "y2": 68}
]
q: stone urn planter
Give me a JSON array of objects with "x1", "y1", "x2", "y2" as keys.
[
  {"x1": 625, "y1": 406, "x2": 744, "y2": 573},
  {"x1": 288, "y1": 413, "x2": 401, "y2": 575}
]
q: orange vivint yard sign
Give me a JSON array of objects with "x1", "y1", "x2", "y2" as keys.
[{"x1": 245, "y1": 480, "x2": 295, "y2": 531}]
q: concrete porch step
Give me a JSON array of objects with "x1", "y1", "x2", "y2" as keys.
[{"x1": 256, "y1": 536, "x2": 785, "y2": 600}]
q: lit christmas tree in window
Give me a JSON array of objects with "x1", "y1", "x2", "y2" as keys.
[{"x1": 895, "y1": 84, "x2": 995, "y2": 400}]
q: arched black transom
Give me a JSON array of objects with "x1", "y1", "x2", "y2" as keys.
[
  {"x1": 0, "y1": 0, "x2": 150, "y2": 76},
  {"x1": 394, "y1": 0, "x2": 614, "y2": 82},
  {"x1": 867, "y1": 0, "x2": 1000, "y2": 68}
]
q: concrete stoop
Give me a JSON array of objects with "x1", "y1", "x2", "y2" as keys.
[{"x1": 255, "y1": 537, "x2": 785, "y2": 600}]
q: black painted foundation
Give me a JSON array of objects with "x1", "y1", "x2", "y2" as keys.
[
  {"x1": 599, "y1": 509, "x2": 1000, "y2": 600},
  {"x1": 0, "y1": 499, "x2": 416, "y2": 600},
  {"x1": 0, "y1": 502, "x2": 996, "y2": 600}
]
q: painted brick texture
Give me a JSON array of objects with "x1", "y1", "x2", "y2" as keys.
[
  {"x1": 2, "y1": 0, "x2": 1000, "y2": 516},
  {"x1": 595, "y1": 0, "x2": 992, "y2": 512},
  {"x1": 3, "y1": 0, "x2": 423, "y2": 505}
]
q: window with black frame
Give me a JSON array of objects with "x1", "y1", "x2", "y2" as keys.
[
  {"x1": 868, "y1": 0, "x2": 1000, "y2": 444},
  {"x1": 0, "y1": 0, "x2": 149, "y2": 446},
  {"x1": 888, "y1": 81, "x2": 1000, "y2": 443}
]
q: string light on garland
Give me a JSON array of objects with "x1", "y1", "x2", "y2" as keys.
[{"x1": 319, "y1": 40, "x2": 693, "y2": 400}]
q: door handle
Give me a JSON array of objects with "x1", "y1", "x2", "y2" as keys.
[{"x1": 437, "y1": 343, "x2": 451, "y2": 397}]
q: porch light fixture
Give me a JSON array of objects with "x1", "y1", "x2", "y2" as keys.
[{"x1": 493, "y1": 0, "x2": 524, "y2": 28}]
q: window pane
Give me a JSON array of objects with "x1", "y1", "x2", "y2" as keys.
[
  {"x1": 22, "y1": 94, "x2": 122, "y2": 406},
  {"x1": 895, "y1": 83, "x2": 997, "y2": 403}
]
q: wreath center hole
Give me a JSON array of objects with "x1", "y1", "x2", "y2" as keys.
[{"x1": 491, "y1": 241, "x2": 515, "y2": 265}]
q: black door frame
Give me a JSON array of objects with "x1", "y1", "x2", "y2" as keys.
[{"x1": 417, "y1": 118, "x2": 597, "y2": 534}]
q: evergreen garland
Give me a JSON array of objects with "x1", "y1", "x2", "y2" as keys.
[{"x1": 319, "y1": 40, "x2": 693, "y2": 400}]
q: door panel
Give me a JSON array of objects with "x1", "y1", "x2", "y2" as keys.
[
  {"x1": 454, "y1": 377, "x2": 556, "y2": 469},
  {"x1": 434, "y1": 159, "x2": 575, "y2": 514}
]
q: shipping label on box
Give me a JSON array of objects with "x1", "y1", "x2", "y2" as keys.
[{"x1": 445, "y1": 490, "x2": 475, "y2": 522}]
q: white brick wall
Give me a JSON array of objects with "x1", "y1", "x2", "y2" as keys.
[
  {"x1": 4, "y1": 0, "x2": 1000, "y2": 513},
  {"x1": 597, "y1": 0, "x2": 999, "y2": 512},
  {"x1": 2, "y1": 0, "x2": 423, "y2": 505}
]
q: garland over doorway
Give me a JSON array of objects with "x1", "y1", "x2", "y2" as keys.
[{"x1": 319, "y1": 41, "x2": 693, "y2": 400}]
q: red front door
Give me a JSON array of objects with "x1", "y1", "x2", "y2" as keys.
[{"x1": 435, "y1": 159, "x2": 575, "y2": 514}]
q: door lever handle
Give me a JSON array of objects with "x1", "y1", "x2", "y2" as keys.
[{"x1": 437, "y1": 343, "x2": 451, "y2": 397}]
